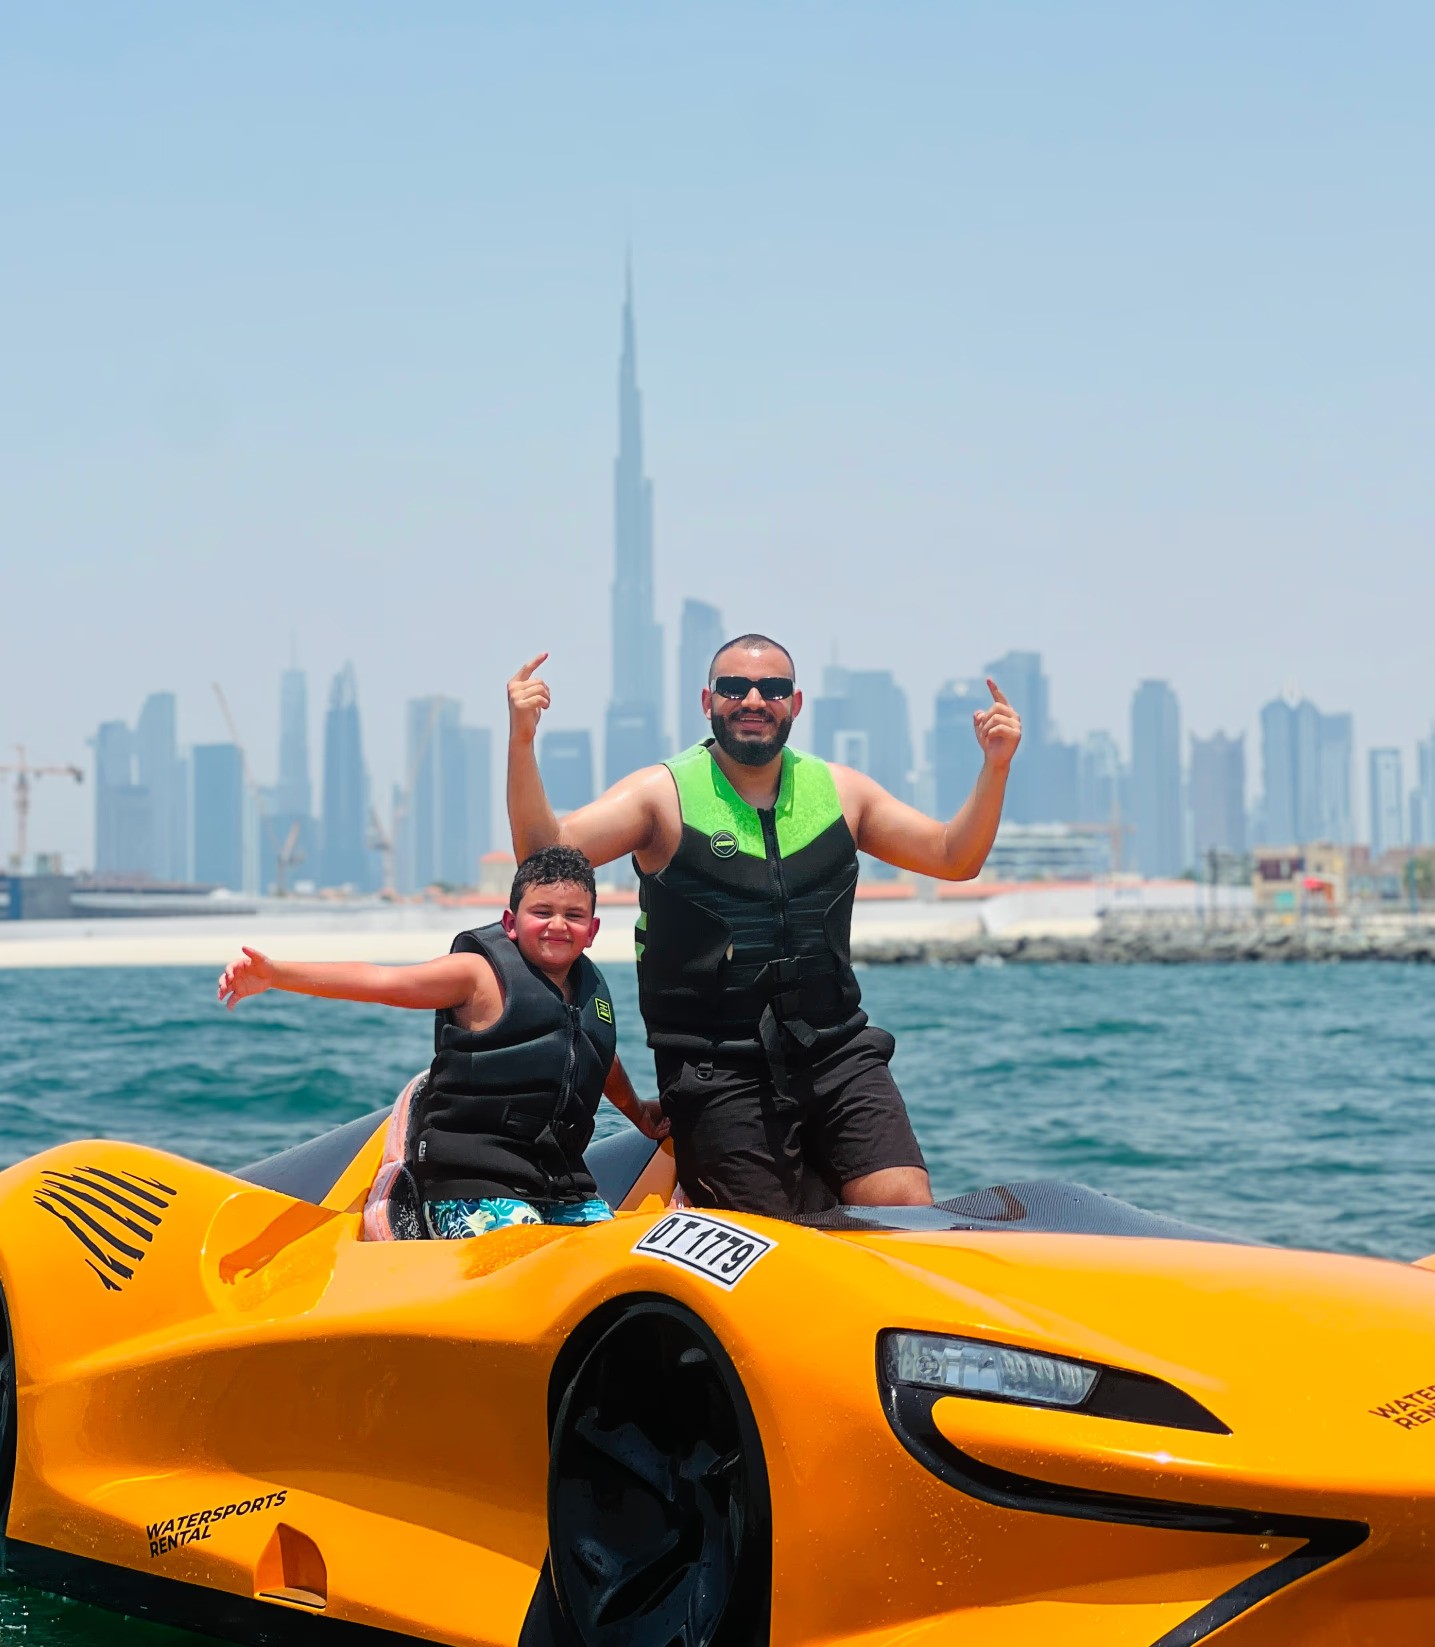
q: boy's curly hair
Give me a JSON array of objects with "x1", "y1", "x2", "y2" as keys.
[{"x1": 509, "y1": 844, "x2": 597, "y2": 914}]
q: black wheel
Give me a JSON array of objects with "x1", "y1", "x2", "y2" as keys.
[
  {"x1": 548, "y1": 1301, "x2": 770, "y2": 1647},
  {"x1": 0, "y1": 1283, "x2": 16, "y2": 1558}
]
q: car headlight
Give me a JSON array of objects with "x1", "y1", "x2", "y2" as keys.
[{"x1": 884, "y1": 1330, "x2": 1098, "y2": 1410}]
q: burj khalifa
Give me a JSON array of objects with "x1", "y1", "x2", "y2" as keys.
[{"x1": 604, "y1": 262, "x2": 666, "y2": 784}]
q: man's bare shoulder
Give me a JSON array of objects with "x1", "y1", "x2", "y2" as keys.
[
  {"x1": 553, "y1": 762, "x2": 680, "y2": 868},
  {"x1": 614, "y1": 761, "x2": 678, "y2": 794},
  {"x1": 826, "y1": 761, "x2": 882, "y2": 803},
  {"x1": 601, "y1": 762, "x2": 681, "y2": 818}
]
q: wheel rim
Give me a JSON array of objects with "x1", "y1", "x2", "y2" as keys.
[{"x1": 549, "y1": 1306, "x2": 766, "y2": 1647}]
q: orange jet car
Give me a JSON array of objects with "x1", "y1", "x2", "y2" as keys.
[{"x1": 4, "y1": 1093, "x2": 1435, "y2": 1646}]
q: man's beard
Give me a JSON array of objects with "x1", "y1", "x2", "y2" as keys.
[{"x1": 709, "y1": 707, "x2": 792, "y2": 767}]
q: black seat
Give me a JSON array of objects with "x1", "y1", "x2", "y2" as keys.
[{"x1": 237, "y1": 1108, "x2": 664, "y2": 1213}]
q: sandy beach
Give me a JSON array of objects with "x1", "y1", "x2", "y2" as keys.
[
  {"x1": 0, "y1": 882, "x2": 1230, "y2": 970},
  {"x1": 0, "y1": 893, "x2": 992, "y2": 970}
]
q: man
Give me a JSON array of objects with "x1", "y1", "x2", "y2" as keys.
[{"x1": 507, "y1": 634, "x2": 1021, "y2": 1217}]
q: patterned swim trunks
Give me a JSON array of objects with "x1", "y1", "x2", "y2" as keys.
[{"x1": 422, "y1": 1196, "x2": 614, "y2": 1240}]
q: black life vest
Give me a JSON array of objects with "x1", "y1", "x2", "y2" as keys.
[
  {"x1": 635, "y1": 742, "x2": 866, "y2": 1069},
  {"x1": 413, "y1": 923, "x2": 618, "y2": 1203}
]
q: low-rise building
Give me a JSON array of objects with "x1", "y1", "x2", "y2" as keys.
[
  {"x1": 1252, "y1": 844, "x2": 1347, "y2": 913},
  {"x1": 979, "y1": 823, "x2": 1113, "y2": 883}
]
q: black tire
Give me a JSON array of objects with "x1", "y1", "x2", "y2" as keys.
[
  {"x1": 0, "y1": 1282, "x2": 16, "y2": 1560},
  {"x1": 547, "y1": 1300, "x2": 771, "y2": 1647}
]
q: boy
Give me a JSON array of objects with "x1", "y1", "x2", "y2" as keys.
[{"x1": 217, "y1": 844, "x2": 666, "y2": 1238}]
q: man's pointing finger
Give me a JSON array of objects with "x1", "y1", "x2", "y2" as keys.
[
  {"x1": 515, "y1": 652, "x2": 549, "y2": 682},
  {"x1": 986, "y1": 677, "x2": 1011, "y2": 707}
]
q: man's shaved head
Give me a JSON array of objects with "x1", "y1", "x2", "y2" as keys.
[{"x1": 707, "y1": 633, "x2": 796, "y2": 684}]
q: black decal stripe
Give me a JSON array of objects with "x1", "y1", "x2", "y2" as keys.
[
  {"x1": 83, "y1": 1168, "x2": 170, "y2": 1209},
  {"x1": 67, "y1": 1171, "x2": 163, "y2": 1225},
  {"x1": 120, "y1": 1169, "x2": 178, "y2": 1197},
  {"x1": 884, "y1": 1383, "x2": 1367, "y2": 1644},
  {"x1": 4, "y1": 1540, "x2": 437, "y2": 1646},
  {"x1": 83, "y1": 1261, "x2": 121, "y2": 1293},
  {"x1": 41, "y1": 1179, "x2": 154, "y2": 1242},
  {"x1": 34, "y1": 1189, "x2": 146, "y2": 1262},
  {"x1": 33, "y1": 1199, "x2": 135, "y2": 1280}
]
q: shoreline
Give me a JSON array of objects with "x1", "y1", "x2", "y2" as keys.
[
  {"x1": 0, "y1": 899, "x2": 994, "y2": 971},
  {"x1": 851, "y1": 919, "x2": 1435, "y2": 965},
  {"x1": 2, "y1": 885, "x2": 1433, "y2": 967}
]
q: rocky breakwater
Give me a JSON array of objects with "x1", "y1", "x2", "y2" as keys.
[{"x1": 851, "y1": 917, "x2": 1435, "y2": 965}]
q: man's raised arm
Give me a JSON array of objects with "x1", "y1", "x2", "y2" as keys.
[
  {"x1": 506, "y1": 654, "x2": 668, "y2": 869},
  {"x1": 844, "y1": 678, "x2": 1022, "y2": 881},
  {"x1": 507, "y1": 653, "x2": 564, "y2": 858}
]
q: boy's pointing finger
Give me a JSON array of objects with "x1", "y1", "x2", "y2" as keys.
[
  {"x1": 986, "y1": 678, "x2": 1010, "y2": 707},
  {"x1": 514, "y1": 652, "x2": 549, "y2": 682}
]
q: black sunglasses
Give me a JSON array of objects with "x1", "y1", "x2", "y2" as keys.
[{"x1": 711, "y1": 675, "x2": 795, "y2": 702}]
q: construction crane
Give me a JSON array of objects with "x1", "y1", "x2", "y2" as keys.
[
  {"x1": 367, "y1": 805, "x2": 396, "y2": 901},
  {"x1": 0, "y1": 747, "x2": 84, "y2": 873},
  {"x1": 210, "y1": 685, "x2": 305, "y2": 896}
]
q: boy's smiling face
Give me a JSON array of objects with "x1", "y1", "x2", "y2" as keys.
[{"x1": 501, "y1": 879, "x2": 600, "y2": 979}]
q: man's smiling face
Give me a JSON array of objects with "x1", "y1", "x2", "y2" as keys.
[{"x1": 702, "y1": 641, "x2": 802, "y2": 768}]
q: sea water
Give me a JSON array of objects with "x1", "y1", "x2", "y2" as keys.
[{"x1": 2, "y1": 961, "x2": 1433, "y2": 1642}]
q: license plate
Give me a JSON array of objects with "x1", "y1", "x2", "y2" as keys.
[{"x1": 632, "y1": 1212, "x2": 775, "y2": 1289}]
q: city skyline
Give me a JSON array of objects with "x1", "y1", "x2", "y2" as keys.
[
  {"x1": 34, "y1": 247, "x2": 1435, "y2": 889},
  {"x1": 34, "y1": 242, "x2": 1435, "y2": 893},
  {"x1": 79, "y1": 635, "x2": 1435, "y2": 893},
  {"x1": 4, "y1": 9, "x2": 1433, "y2": 866}
]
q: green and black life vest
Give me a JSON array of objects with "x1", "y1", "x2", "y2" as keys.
[
  {"x1": 414, "y1": 923, "x2": 617, "y2": 1203},
  {"x1": 635, "y1": 741, "x2": 866, "y2": 1065}
]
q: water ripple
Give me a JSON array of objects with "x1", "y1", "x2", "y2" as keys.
[{"x1": 3, "y1": 961, "x2": 1435, "y2": 1641}]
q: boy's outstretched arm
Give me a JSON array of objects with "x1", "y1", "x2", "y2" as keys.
[
  {"x1": 602, "y1": 1054, "x2": 669, "y2": 1141},
  {"x1": 217, "y1": 948, "x2": 492, "y2": 1015}
]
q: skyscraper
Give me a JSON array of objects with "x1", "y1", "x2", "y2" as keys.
[
  {"x1": 1317, "y1": 713, "x2": 1354, "y2": 845},
  {"x1": 605, "y1": 262, "x2": 665, "y2": 784},
  {"x1": 982, "y1": 651, "x2": 1051, "y2": 822},
  {"x1": 678, "y1": 599, "x2": 724, "y2": 749},
  {"x1": 811, "y1": 666, "x2": 912, "y2": 805},
  {"x1": 1130, "y1": 680, "x2": 1183, "y2": 876},
  {"x1": 401, "y1": 700, "x2": 490, "y2": 890},
  {"x1": 1190, "y1": 732, "x2": 1246, "y2": 858},
  {"x1": 1258, "y1": 699, "x2": 1293, "y2": 843},
  {"x1": 541, "y1": 730, "x2": 596, "y2": 814},
  {"x1": 263, "y1": 665, "x2": 317, "y2": 894},
  {"x1": 405, "y1": 696, "x2": 462, "y2": 890},
  {"x1": 1416, "y1": 728, "x2": 1435, "y2": 848},
  {"x1": 461, "y1": 727, "x2": 493, "y2": 866},
  {"x1": 933, "y1": 678, "x2": 987, "y2": 819},
  {"x1": 192, "y1": 744, "x2": 245, "y2": 891},
  {"x1": 92, "y1": 719, "x2": 150, "y2": 877},
  {"x1": 1076, "y1": 731, "x2": 1122, "y2": 827},
  {"x1": 319, "y1": 663, "x2": 372, "y2": 890},
  {"x1": 1259, "y1": 694, "x2": 1352, "y2": 845},
  {"x1": 134, "y1": 692, "x2": 186, "y2": 881},
  {"x1": 1368, "y1": 749, "x2": 1404, "y2": 859}
]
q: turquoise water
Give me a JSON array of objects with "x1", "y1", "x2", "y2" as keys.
[{"x1": 3, "y1": 961, "x2": 1434, "y2": 1641}]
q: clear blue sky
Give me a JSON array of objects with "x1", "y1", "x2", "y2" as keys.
[{"x1": 2, "y1": 3, "x2": 1431, "y2": 863}]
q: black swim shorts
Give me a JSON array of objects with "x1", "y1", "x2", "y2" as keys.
[{"x1": 655, "y1": 1025, "x2": 927, "y2": 1219}]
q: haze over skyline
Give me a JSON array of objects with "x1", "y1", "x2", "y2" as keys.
[{"x1": 3, "y1": 4, "x2": 1432, "y2": 866}]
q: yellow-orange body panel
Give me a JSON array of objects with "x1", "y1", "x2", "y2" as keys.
[{"x1": 5, "y1": 1129, "x2": 1435, "y2": 1645}]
